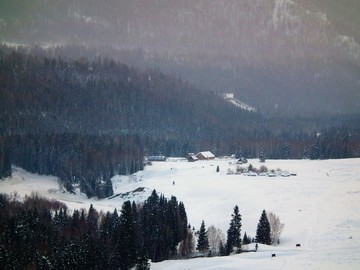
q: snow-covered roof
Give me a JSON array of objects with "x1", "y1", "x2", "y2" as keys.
[
  {"x1": 196, "y1": 151, "x2": 215, "y2": 158},
  {"x1": 187, "y1": 153, "x2": 198, "y2": 160},
  {"x1": 147, "y1": 155, "x2": 166, "y2": 161}
]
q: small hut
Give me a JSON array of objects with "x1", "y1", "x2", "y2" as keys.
[
  {"x1": 187, "y1": 153, "x2": 198, "y2": 162},
  {"x1": 196, "y1": 151, "x2": 215, "y2": 160}
]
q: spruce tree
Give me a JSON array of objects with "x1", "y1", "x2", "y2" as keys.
[
  {"x1": 196, "y1": 220, "x2": 209, "y2": 253},
  {"x1": 284, "y1": 142, "x2": 291, "y2": 159},
  {"x1": 303, "y1": 145, "x2": 310, "y2": 159},
  {"x1": 259, "y1": 145, "x2": 266, "y2": 163},
  {"x1": 242, "y1": 232, "x2": 251, "y2": 245},
  {"x1": 142, "y1": 190, "x2": 164, "y2": 262},
  {"x1": 118, "y1": 200, "x2": 137, "y2": 269},
  {"x1": 255, "y1": 209, "x2": 271, "y2": 245},
  {"x1": 219, "y1": 240, "x2": 227, "y2": 256},
  {"x1": 225, "y1": 205, "x2": 242, "y2": 255},
  {"x1": 178, "y1": 201, "x2": 188, "y2": 243},
  {"x1": 86, "y1": 204, "x2": 98, "y2": 234},
  {"x1": 136, "y1": 249, "x2": 150, "y2": 270}
]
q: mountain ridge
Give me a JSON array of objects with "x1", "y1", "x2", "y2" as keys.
[{"x1": 0, "y1": 0, "x2": 359, "y2": 115}]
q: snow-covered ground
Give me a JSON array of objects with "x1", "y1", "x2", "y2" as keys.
[{"x1": 1, "y1": 158, "x2": 360, "y2": 269}]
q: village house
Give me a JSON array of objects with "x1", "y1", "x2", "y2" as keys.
[{"x1": 187, "y1": 153, "x2": 198, "y2": 162}]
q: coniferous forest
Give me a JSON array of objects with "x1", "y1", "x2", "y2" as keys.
[
  {"x1": 0, "y1": 191, "x2": 189, "y2": 269},
  {"x1": 1, "y1": 44, "x2": 360, "y2": 198}
]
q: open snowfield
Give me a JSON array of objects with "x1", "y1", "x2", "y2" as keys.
[{"x1": 1, "y1": 158, "x2": 360, "y2": 269}]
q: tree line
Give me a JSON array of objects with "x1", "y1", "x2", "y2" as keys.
[
  {"x1": 195, "y1": 206, "x2": 284, "y2": 257},
  {"x1": 0, "y1": 191, "x2": 285, "y2": 269},
  {"x1": 9, "y1": 133, "x2": 144, "y2": 198}
]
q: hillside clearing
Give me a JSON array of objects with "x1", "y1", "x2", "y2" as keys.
[{"x1": 1, "y1": 158, "x2": 360, "y2": 269}]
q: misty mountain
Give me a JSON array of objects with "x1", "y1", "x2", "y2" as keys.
[
  {"x1": 297, "y1": 0, "x2": 360, "y2": 43},
  {"x1": 0, "y1": 0, "x2": 360, "y2": 115}
]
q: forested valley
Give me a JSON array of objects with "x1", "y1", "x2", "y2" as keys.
[{"x1": 1, "y1": 45, "x2": 360, "y2": 198}]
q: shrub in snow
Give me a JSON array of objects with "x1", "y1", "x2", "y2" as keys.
[{"x1": 259, "y1": 165, "x2": 268, "y2": 173}]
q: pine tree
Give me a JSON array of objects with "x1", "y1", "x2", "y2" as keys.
[
  {"x1": 178, "y1": 202, "x2": 188, "y2": 240},
  {"x1": 117, "y1": 200, "x2": 137, "y2": 269},
  {"x1": 136, "y1": 249, "x2": 150, "y2": 270},
  {"x1": 236, "y1": 147, "x2": 242, "y2": 159},
  {"x1": 166, "y1": 196, "x2": 179, "y2": 257},
  {"x1": 255, "y1": 209, "x2": 271, "y2": 245},
  {"x1": 142, "y1": 190, "x2": 161, "y2": 262},
  {"x1": 303, "y1": 145, "x2": 310, "y2": 159},
  {"x1": 259, "y1": 145, "x2": 266, "y2": 163},
  {"x1": 0, "y1": 145, "x2": 12, "y2": 178},
  {"x1": 219, "y1": 240, "x2": 227, "y2": 256},
  {"x1": 86, "y1": 204, "x2": 98, "y2": 234},
  {"x1": 225, "y1": 205, "x2": 242, "y2": 255},
  {"x1": 242, "y1": 232, "x2": 251, "y2": 245},
  {"x1": 196, "y1": 220, "x2": 209, "y2": 253},
  {"x1": 283, "y1": 143, "x2": 291, "y2": 159}
]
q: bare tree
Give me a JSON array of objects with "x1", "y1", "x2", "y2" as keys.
[
  {"x1": 207, "y1": 225, "x2": 225, "y2": 256},
  {"x1": 267, "y1": 212, "x2": 285, "y2": 245}
]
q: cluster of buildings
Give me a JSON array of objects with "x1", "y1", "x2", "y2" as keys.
[
  {"x1": 186, "y1": 151, "x2": 215, "y2": 162},
  {"x1": 146, "y1": 151, "x2": 216, "y2": 163}
]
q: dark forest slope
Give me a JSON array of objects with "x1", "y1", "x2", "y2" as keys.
[
  {"x1": 0, "y1": 46, "x2": 359, "y2": 198},
  {"x1": 0, "y1": 46, "x2": 258, "y2": 198},
  {"x1": 0, "y1": 46, "x2": 257, "y2": 141}
]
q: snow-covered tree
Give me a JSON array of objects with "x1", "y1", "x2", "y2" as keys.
[
  {"x1": 256, "y1": 209, "x2": 271, "y2": 245},
  {"x1": 267, "y1": 211, "x2": 285, "y2": 245},
  {"x1": 207, "y1": 225, "x2": 225, "y2": 256}
]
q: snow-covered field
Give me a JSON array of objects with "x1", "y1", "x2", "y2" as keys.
[{"x1": 1, "y1": 158, "x2": 360, "y2": 269}]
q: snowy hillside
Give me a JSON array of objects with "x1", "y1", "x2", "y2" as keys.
[{"x1": 1, "y1": 158, "x2": 360, "y2": 269}]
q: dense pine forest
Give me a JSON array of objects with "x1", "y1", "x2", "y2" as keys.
[
  {"x1": 1, "y1": 44, "x2": 360, "y2": 198},
  {"x1": 0, "y1": 191, "x2": 189, "y2": 269}
]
